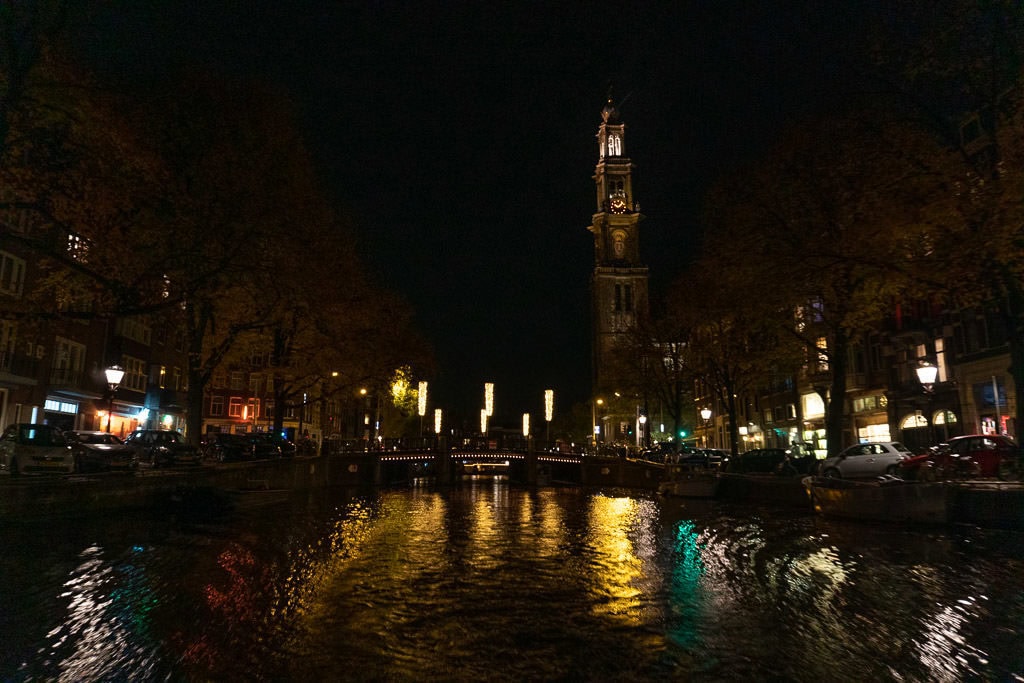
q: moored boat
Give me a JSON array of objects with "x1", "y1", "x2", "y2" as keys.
[
  {"x1": 803, "y1": 475, "x2": 952, "y2": 524},
  {"x1": 659, "y1": 464, "x2": 720, "y2": 498}
]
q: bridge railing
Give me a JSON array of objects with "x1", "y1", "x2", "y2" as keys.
[
  {"x1": 324, "y1": 437, "x2": 436, "y2": 455},
  {"x1": 323, "y1": 436, "x2": 592, "y2": 457}
]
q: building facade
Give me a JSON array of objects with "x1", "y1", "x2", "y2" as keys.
[{"x1": 0, "y1": 216, "x2": 190, "y2": 438}]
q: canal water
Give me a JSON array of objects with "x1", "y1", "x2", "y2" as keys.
[{"x1": 2, "y1": 478, "x2": 1024, "y2": 681}]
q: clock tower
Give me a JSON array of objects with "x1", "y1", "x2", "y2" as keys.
[{"x1": 589, "y1": 96, "x2": 649, "y2": 427}]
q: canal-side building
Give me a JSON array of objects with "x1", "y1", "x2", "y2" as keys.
[
  {"x1": 0, "y1": 209, "x2": 191, "y2": 437},
  {"x1": 588, "y1": 97, "x2": 650, "y2": 445}
]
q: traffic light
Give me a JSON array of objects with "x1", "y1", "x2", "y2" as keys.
[{"x1": 679, "y1": 430, "x2": 688, "y2": 438}]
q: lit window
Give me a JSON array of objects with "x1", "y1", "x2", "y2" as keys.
[{"x1": 816, "y1": 337, "x2": 829, "y2": 371}]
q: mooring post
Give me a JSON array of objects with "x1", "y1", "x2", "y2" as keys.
[
  {"x1": 435, "y1": 435, "x2": 451, "y2": 485},
  {"x1": 526, "y1": 437, "x2": 537, "y2": 486}
]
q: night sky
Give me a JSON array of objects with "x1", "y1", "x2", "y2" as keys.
[{"x1": 80, "y1": 1, "x2": 870, "y2": 426}]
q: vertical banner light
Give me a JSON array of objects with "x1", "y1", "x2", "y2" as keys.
[
  {"x1": 544, "y1": 389, "x2": 554, "y2": 442},
  {"x1": 480, "y1": 408, "x2": 488, "y2": 435},
  {"x1": 434, "y1": 408, "x2": 442, "y2": 434},
  {"x1": 417, "y1": 381, "x2": 428, "y2": 417},
  {"x1": 484, "y1": 382, "x2": 494, "y2": 417},
  {"x1": 522, "y1": 412, "x2": 530, "y2": 437}
]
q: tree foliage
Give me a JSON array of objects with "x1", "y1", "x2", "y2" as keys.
[{"x1": 0, "y1": 24, "x2": 432, "y2": 444}]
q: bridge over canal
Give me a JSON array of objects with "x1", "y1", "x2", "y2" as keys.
[{"x1": 325, "y1": 436, "x2": 665, "y2": 489}]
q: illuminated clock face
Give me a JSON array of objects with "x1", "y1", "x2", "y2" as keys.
[{"x1": 609, "y1": 197, "x2": 627, "y2": 213}]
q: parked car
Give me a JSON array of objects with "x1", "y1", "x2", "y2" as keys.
[
  {"x1": 774, "y1": 451, "x2": 819, "y2": 476},
  {"x1": 819, "y1": 442, "x2": 913, "y2": 479},
  {"x1": 944, "y1": 434, "x2": 1019, "y2": 478},
  {"x1": 899, "y1": 443, "x2": 981, "y2": 481},
  {"x1": 67, "y1": 430, "x2": 138, "y2": 472},
  {"x1": 200, "y1": 432, "x2": 254, "y2": 463},
  {"x1": 699, "y1": 448, "x2": 730, "y2": 468},
  {"x1": 675, "y1": 448, "x2": 727, "y2": 469},
  {"x1": 124, "y1": 429, "x2": 201, "y2": 467},
  {"x1": 254, "y1": 433, "x2": 296, "y2": 457},
  {"x1": 726, "y1": 448, "x2": 789, "y2": 474},
  {"x1": 639, "y1": 442, "x2": 678, "y2": 463},
  {"x1": 248, "y1": 433, "x2": 284, "y2": 459},
  {"x1": 0, "y1": 423, "x2": 76, "y2": 475}
]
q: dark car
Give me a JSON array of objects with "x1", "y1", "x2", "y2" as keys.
[
  {"x1": 639, "y1": 442, "x2": 677, "y2": 463},
  {"x1": 675, "y1": 447, "x2": 726, "y2": 469},
  {"x1": 727, "y1": 448, "x2": 789, "y2": 474},
  {"x1": 67, "y1": 430, "x2": 138, "y2": 472},
  {"x1": 201, "y1": 432, "x2": 254, "y2": 463},
  {"x1": 124, "y1": 429, "x2": 201, "y2": 467},
  {"x1": 774, "y1": 445, "x2": 820, "y2": 476},
  {"x1": 248, "y1": 433, "x2": 283, "y2": 459},
  {"x1": 254, "y1": 433, "x2": 296, "y2": 457}
]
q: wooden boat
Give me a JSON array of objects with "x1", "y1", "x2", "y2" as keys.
[
  {"x1": 802, "y1": 475, "x2": 952, "y2": 524},
  {"x1": 658, "y1": 464, "x2": 720, "y2": 498}
]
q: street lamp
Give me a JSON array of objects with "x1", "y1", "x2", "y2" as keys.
[
  {"x1": 591, "y1": 397, "x2": 604, "y2": 448},
  {"x1": 638, "y1": 413, "x2": 647, "y2": 450},
  {"x1": 916, "y1": 361, "x2": 937, "y2": 393},
  {"x1": 916, "y1": 360, "x2": 938, "y2": 446},
  {"x1": 700, "y1": 408, "x2": 712, "y2": 447},
  {"x1": 104, "y1": 365, "x2": 125, "y2": 433}
]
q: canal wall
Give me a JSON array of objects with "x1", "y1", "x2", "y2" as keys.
[{"x1": 0, "y1": 454, "x2": 376, "y2": 518}]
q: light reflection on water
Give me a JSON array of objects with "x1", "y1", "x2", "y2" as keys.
[{"x1": 2, "y1": 481, "x2": 1024, "y2": 681}]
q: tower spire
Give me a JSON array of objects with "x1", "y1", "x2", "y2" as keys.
[{"x1": 588, "y1": 95, "x2": 650, "y2": 443}]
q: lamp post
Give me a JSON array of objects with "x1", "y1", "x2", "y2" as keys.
[
  {"x1": 104, "y1": 365, "x2": 125, "y2": 433},
  {"x1": 700, "y1": 407, "x2": 712, "y2": 447},
  {"x1": 638, "y1": 413, "x2": 647, "y2": 450},
  {"x1": 916, "y1": 360, "x2": 938, "y2": 446},
  {"x1": 591, "y1": 397, "x2": 604, "y2": 449}
]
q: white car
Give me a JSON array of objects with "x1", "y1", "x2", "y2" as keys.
[
  {"x1": 819, "y1": 442, "x2": 913, "y2": 479},
  {"x1": 0, "y1": 423, "x2": 76, "y2": 475}
]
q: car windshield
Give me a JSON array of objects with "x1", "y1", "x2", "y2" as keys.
[
  {"x1": 18, "y1": 426, "x2": 62, "y2": 446},
  {"x1": 80, "y1": 433, "x2": 120, "y2": 444}
]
